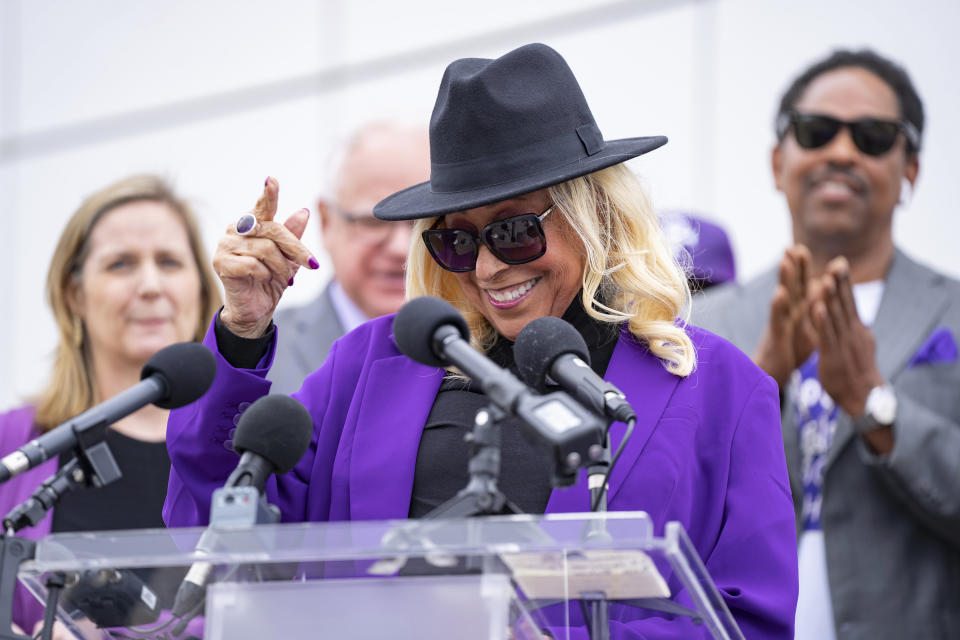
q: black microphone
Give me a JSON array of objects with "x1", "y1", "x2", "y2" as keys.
[
  {"x1": 224, "y1": 394, "x2": 313, "y2": 492},
  {"x1": 171, "y1": 394, "x2": 313, "y2": 619},
  {"x1": 514, "y1": 316, "x2": 637, "y2": 424},
  {"x1": 0, "y1": 342, "x2": 217, "y2": 485},
  {"x1": 394, "y1": 296, "x2": 529, "y2": 408},
  {"x1": 393, "y1": 297, "x2": 607, "y2": 486}
]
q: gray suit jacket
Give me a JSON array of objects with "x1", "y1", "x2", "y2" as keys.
[
  {"x1": 692, "y1": 249, "x2": 960, "y2": 639},
  {"x1": 268, "y1": 283, "x2": 345, "y2": 395}
]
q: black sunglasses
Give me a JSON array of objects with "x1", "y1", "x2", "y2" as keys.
[
  {"x1": 422, "y1": 205, "x2": 554, "y2": 272},
  {"x1": 777, "y1": 112, "x2": 920, "y2": 156}
]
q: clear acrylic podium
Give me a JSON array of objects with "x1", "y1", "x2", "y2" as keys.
[{"x1": 17, "y1": 511, "x2": 743, "y2": 639}]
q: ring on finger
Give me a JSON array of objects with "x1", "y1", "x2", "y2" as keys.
[{"x1": 236, "y1": 213, "x2": 258, "y2": 235}]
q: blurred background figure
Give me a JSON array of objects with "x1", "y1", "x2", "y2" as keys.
[
  {"x1": 693, "y1": 49, "x2": 960, "y2": 639},
  {"x1": 659, "y1": 210, "x2": 737, "y2": 291},
  {"x1": 268, "y1": 121, "x2": 430, "y2": 394},
  {"x1": 0, "y1": 175, "x2": 221, "y2": 636}
]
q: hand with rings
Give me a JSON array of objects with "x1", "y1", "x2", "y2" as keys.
[{"x1": 213, "y1": 177, "x2": 320, "y2": 338}]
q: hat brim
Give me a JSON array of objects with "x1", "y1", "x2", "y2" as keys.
[{"x1": 374, "y1": 135, "x2": 667, "y2": 221}]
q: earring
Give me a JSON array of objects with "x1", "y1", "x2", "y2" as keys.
[
  {"x1": 71, "y1": 315, "x2": 83, "y2": 348},
  {"x1": 899, "y1": 177, "x2": 913, "y2": 207}
]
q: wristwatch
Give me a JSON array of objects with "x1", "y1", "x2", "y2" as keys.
[{"x1": 851, "y1": 384, "x2": 897, "y2": 433}]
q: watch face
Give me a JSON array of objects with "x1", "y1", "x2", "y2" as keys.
[{"x1": 867, "y1": 385, "x2": 897, "y2": 425}]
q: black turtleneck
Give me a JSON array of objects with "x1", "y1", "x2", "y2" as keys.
[{"x1": 407, "y1": 299, "x2": 620, "y2": 518}]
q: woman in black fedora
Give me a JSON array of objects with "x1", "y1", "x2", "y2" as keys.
[{"x1": 165, "y1": 43, "x2": 797, "y2": 637}]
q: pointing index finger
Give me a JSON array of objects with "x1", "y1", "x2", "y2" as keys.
[{"x1": 252, "y1": 176, "x2": 279, "y2": 222}]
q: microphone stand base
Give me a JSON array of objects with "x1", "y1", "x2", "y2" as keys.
[{"x1": 0, "y1": 536, "x2": 36, "y2": 640}]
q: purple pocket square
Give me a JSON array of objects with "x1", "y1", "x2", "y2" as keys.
[{"x1": 909, "y1": 327, "x2": 958, "y2": 367}]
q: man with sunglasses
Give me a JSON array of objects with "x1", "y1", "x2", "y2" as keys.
[
  {"x1": 694, "y1": 49, "x2": 960, "y2": 639},
  {"x1": 268, "y1": 121, "x2": 429, "y2": 394}
]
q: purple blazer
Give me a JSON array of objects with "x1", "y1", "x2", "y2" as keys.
[
  {"x1": 0, "y1": 406, "x2": 59, "y2": 633},
  {"x1": 165, "y1": 315, "x2": 798, "y2": 638}
]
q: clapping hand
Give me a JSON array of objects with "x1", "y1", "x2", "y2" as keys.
[
  {"x1": 753, "y1": 245, "x2": 818, "y2": 386},
  {"x1": 809, "y1": 256, "x2": 885, "y2": 417}
]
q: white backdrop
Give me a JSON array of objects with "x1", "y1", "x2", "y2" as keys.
[{"x1": 1, "y1": 0, "x2": 957, "y2": 409}]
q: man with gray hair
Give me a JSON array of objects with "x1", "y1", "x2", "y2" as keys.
[{"x1": 269, "y1": 122, "x2": 429, "y2": 394}]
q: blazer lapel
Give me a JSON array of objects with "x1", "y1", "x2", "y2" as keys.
[
  {"x1": 348, "y1": 356, "x2": 444, "y2": 520},
  {"x1": 729, "y1": 268, "x2": 778, "y2": 355},
  {"x1": 827, "y1": 251, "x2": 949, "y2": 469},
  {"x1": 545, "y1": 329, "x2": 680, "y2": 513}
]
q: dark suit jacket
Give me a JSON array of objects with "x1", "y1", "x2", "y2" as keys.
[
  {"x1": 268, "y1": 283, "x2": 345, "y2": 395},
  {"x1": 692, "y1": 249, "x2": 960, "y2": 639}
]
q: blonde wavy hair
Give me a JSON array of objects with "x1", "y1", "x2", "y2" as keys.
[
  {"x1": 405, "y1": 164, "x2": 696, "y2": 377},
  {"x1": 33, "y1": 175, "x2": 222, "y2": 432}
]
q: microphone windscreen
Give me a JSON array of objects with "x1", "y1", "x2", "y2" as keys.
[
  {"x1": 393, "y1": 296, "x2": 470, "y2": 368},
  {"x1": 140, "y1": 342, "x2": 217, "y2": 409},
  {"x1": 233, "y1": 395, "x2": 313, "y2": 474},
  {"x1": 514, "y1": 316, "x2": 591, "y2": 391}
]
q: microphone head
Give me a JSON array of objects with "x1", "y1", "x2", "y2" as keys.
[
  {"x1": 140, "y1": 342, "x2": 217, "y2": 409},
  {"x1": 514, "y1": 316, "x2": 591, "y2": 391},
  {"x1": 233, "y1": 395, "x2": 313, "y2": 474},
  {"x1": 393, "y1": 296, "x2": 470, "y2": 368}
]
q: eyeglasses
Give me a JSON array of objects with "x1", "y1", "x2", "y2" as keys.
[
  {"x1": 777, "y1": 112, "x2": 920, "y2": 156},
  {"x1": 330, "y1": 204, "x2": 413, "y2": 245},
  {"x1": 422, "y1": 205, "x2": 554, "y2": 272}
]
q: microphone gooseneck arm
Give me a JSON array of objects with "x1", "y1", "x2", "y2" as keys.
[
  {"x1": 435, "y1": 326, "x2": 525, "y2": 411},
  {"x1": 550, "y1": 354, "x2": 637, "y2": 424},
  {"x1": 1, "y1": 341, "x2": 216, "y2": 485},
  {"x1": 0, "y1": 377, "x2": 164, "y2": 485},
  {"x1": 224, "y1": 452, "x2": 277, "y2": 491}
]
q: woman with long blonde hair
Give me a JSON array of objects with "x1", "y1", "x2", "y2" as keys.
[{"x1": 164, "y1": 44, "x2": 797, "y2": 638}]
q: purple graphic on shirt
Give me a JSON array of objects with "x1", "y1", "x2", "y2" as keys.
[{"x1": 790, "y1": 352, "x2": 838, "y2": 531}]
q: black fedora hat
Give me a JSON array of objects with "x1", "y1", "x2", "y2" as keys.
[{"x1": 374, "y1": 43, "x2": 667, "y2": 221}]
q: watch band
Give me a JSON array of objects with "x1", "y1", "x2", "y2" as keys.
[{"x1": 852, "y1": 411, "x2": 882, "y2": 434}]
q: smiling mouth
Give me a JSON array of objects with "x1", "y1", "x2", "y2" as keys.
[
  {"x1": 808, "y1": 168, "x2": 866, "y2": 197},
  {"x1": 815, "y1": 179, "x2": 860, "y2": 198},
  {"x1": 485, "y1": 278, "x2": 538, "y2": 306}
]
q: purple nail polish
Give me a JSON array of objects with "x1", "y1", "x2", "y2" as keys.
[
  {"x1": 308, "y1": 257, "x2": 319, "y2": 270},
  {"x1": 288, "y1": 276, "x2": 294, "y2": 287},
  {"x1": 264, "y1": 177, "x2": 270, "y2": 187}
]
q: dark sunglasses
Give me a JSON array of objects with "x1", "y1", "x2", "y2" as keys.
[
  {"x1": 422, "y1": 205, "x2": 554, "y2": 272},
  {"x1": 777, "y1": 112, "x2": 920, "y2": 156}
]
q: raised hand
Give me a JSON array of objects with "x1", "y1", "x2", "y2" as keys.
[
  {"x1": 213, "y1": 177, "x2": 319, "y2": 338},
  {"x1": 753, "y1": 245, "x2": 818, "y2": 386},
  {"x1": 809, "y1": 256, "x2": 885, "y2": 417}
]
